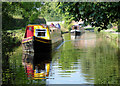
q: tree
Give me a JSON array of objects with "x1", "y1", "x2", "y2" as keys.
[
  {"x1": 2, "y1": 2, "x2": 43, "y2": 30},
  {"x1": 57, "y1": 2, "x2": 120, "y2": 30},
  {"x1": 40, "y1": 2, "x2": 63, "y2": 21}
]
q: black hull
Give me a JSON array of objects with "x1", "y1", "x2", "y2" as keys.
[
  {"x1": 22, "y1": 37, "x2": 63, "y2": 53},
  {"x1": 22, "y1": 39, "x2": 52, "y2": 53},
  {"x1": 34, "y1": 40, "x2": 52, "y2": 53}
]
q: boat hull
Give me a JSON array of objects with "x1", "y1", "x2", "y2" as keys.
[
  {"x1": 22, "y1": 36, "x2": 63, "y2": 53},
  {"x1": 22, "y1": 37, "x2": 52, "y2": 53},
  {"x1": 71, "y1": 30, "x2": 81, "y2": 36}
]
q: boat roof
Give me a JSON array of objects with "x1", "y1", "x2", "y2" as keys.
[
  {"x1": 28, "y1": 23, "x2": 41, "y2": 25},
  {"x1": 26, "y1": 24, "x2": 48, "y2": 28},
  {"x1": 72, "y1": 25, "x2": 79, "y2": 26}
]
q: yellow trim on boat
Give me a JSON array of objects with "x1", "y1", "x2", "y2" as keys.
[
  {"x1": 33, "y1": 77, "x2": 46, "y2": 79},
  {"x1": 25, "y1": 36, "x2": 32, "y2": 39},
  {"x1": 35, "y1": 38, "x2": 50, "y2": 44}
]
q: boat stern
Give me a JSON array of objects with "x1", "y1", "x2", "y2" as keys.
[{"x1": 34, "y1": 25, "x2": 51, "y2": 43}]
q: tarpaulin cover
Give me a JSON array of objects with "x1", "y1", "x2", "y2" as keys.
[{"x1": 25, "y1": 26, "x2": 34, "y2": 38}]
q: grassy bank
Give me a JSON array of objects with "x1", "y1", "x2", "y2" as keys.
[
  {"x1": 92, "y1": 27, "x2": 119, "y2": 48},
  {"x1": 94, "y1": 25, "x2": 119, "y2": 42},
  {"x1": 100, "y1": 29, "x2": 118, "y2": 42}
]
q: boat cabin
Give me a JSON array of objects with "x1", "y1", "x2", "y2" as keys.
[
  {"x1": 24, "y1": 24, "x2": 50, "y2": 40},
  {"x1": 72, "y1": 25, "x2": 80, "y2": 30}
]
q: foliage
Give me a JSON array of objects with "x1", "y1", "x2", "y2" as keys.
[
  {"x1": 40, "y1": 2, "x2": 63, "y2": 21},
  {"x1": 84, "y1": 27, "x2": 95, "y2": 30},
  {"x1": 57, "y1": 2, "x2": 120, "y2": 30},
  {"x1": 2, "y1": 29, "x2": 25, "y2": 60},
  {"x1": 2, "y1": 2, "x2": 43, "y2": 30}
]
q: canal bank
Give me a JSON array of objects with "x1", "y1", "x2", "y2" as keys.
[
  {"x1": 99, "y1": 29, "x2": 120, "y2": 49},
  {"x1": 100, "y1": 29, "x2": 119, "y2": 42},
  {"x1": 93, "y1": 26, "x2": 119, "y2": 48}
]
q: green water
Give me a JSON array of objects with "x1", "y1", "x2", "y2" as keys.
[{"x1": 2, "y1": 32, "x2": 120, "y2": 85}]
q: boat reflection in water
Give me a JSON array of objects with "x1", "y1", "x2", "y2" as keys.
[
  {"x1": 71, "y1": 32, "x2": 85, "y2": 40},
  {"x1": 22, "y1": 52, "x2": 52, "y2": 80}
]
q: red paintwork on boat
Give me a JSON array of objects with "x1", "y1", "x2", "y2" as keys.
[{"x1": 25, "y1": 26, "x2": 34, "y2": 38}]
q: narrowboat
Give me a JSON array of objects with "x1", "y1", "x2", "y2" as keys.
[
  {"x1": 22, "y1": 24, "x2": 63, "y2": 52},
  {"x1": 71, "y1": 25, "x2": 81, "y2": 36}
]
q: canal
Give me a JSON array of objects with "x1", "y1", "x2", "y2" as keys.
[{"x1": 2, "y1": 32, "x2": 120, "y2": 85}]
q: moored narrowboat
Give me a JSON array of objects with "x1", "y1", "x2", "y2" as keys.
[
  {"x1": 71, "y1": 25, "x2": 81, "y2": 36},
  {"x1": 22, "y1": 24, "x2": 63, "y2": 52}
]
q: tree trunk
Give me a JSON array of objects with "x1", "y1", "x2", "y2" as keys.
[{"x1": 118, "y1": 19, "x2": 120, "y2": 43}]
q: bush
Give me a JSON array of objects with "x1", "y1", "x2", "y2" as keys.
[
  {"x1": 94, "y1": 27, "x2": 101, "y2": 33},
  {"x1": 67, "y1": 23, "x2": 73, "y2": 31}
]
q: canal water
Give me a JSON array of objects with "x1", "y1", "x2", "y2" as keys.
[{"x1": 2, "y1": 32, "x2": 120, "y2": 85}]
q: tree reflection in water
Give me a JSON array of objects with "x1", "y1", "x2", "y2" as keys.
[
  {"x1": 71, "y1": 33, "x2": 120, "y2": 84},
  {"x1": 55, "y1": 33, "x2": 120, "y2": 84}
]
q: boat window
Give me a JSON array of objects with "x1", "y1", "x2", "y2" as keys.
[
  {"x1": 38, "y1": 32, "x2": 45, "y2": 36},
  {"x1": 74, "y1": 26, "x2": 77, "y2": 29},
  {"x1": 35, "y1": 29, "x2": 47, "y2": 37},
  {"x1": 36, "y1": 29, "x2": 46, "y2": 31},
  {"x1": 29, "y1": 27, "x2": 32, "y2": 31}
]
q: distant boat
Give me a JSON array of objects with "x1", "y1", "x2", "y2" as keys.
[
  {"x1": 70, "y1": 25, "x2": 82, "y2": 36},
  {"x1": 71, "y1": 29, "x2": 81, "y2": 36},
  {"x1": 22, "y1": 24, "x2": 63, "y2": 52},
  {"x1": 70, "y1": 25, "x2": 85, "y2": 40}
]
